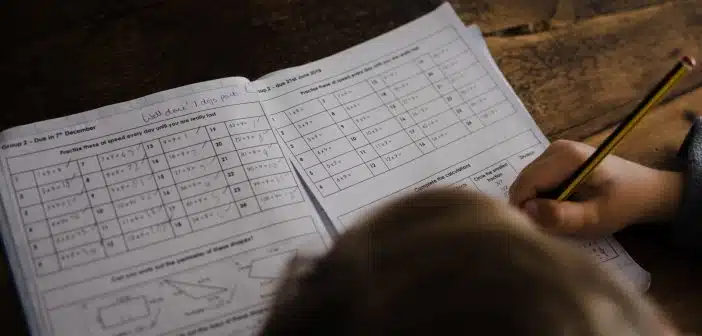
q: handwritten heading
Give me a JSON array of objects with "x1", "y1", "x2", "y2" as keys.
[{"x1": 141, "y1": 88, "x2": 240, "y2": 124}]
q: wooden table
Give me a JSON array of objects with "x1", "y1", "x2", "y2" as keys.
[{"x1": 2, "y1": 0, "x2": 701, "y2": 333}]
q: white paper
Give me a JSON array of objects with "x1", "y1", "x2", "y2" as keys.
[
  {"x1": 255, "y1": 3, "x2": 649, "y2": 290},
  {"x1": 0, "y1": 3, "x2": 649, "y2": 336},
  {"x1": 460, "y1": 24, "x2": 650, "y2": 291},
  {"x1": 0, "y1": 77, "x2": 332, "y2": 336}
]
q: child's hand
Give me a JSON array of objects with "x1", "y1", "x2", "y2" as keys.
[{"x1": 509, "y1": 140, "x2": 684, "y2": 237}]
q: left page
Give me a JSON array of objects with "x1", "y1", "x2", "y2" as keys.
[{"x1": 0, "y1": 77, "x2": 332, "y2": 336}]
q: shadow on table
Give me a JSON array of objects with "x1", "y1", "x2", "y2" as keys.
[
  {"x1": 0, "y1": 248, "x2": 30, "y2": 335},
  {"x1": 615, "y1": 224, "x2": 702, "y2": 332}
]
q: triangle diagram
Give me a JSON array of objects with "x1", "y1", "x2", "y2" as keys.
[{"x1": 163, "y1": 280, "x2": 227, "y2": 299}]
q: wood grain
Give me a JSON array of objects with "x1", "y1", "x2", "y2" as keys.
[
  {"x1": 487, "y1": 0, "x2": 702, "y2": 141},
  {"x1": 583, "y1": 88, "x2": 702, "y2": 169},
  {"x1": 1, "y1": 0, "x2": 553, "y2": 48},
  {"x1": 452, "y1": 0, "x2": 557, "y2": 33},
  {"x1": 572, "y1": 0, "x2": 672, "y2": 20},
  {"x1": 459, "y1": 0, "x2": 674, "y2": 34},
  {"x1": 0, "y1": 0, "x2": 674, "y2": 48},
  {"x1": 585, "y1": 88, "x2": 702, "y2": 333}
]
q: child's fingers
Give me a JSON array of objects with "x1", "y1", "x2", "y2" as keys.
[
  {"x1": 509, "y1": 141, "x2": 593, "y2": 206},
  {"x1": 523, "y1": 198, "x2": 600, "y2": 235}
]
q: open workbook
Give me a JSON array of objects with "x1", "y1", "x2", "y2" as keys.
[{"x1": 0, "y1": 3, "x2": 650, "y2": 336}]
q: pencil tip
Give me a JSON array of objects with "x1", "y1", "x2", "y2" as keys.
[{"x1": 682, "y1": 56, "x2": 696, "y2": 68}]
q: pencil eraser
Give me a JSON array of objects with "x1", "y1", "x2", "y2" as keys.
[{"x1": 683, "y1": 56, "x2": 696, "y2": 68}]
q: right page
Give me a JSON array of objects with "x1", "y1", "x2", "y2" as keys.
[{"x1": 255, "y1": 2, "x2": 649, "y2": 290}]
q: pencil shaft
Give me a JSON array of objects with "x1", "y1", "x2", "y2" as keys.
[{"x1": 545, "y1": 61, "x2": 689, "y2": 201}]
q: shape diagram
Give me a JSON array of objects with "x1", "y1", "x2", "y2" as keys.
[
  {"x1": 97, "y1": 296, "x2": 151, "y2": 329},
  {"x1": 162, "y1": 280, "x2": 228, "y2": 299}
]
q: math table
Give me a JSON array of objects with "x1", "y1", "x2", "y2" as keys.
[
  {"x1": 3, "y1": 0, "x2": 702, "y2": 334},
  {"x1": 10, "y1": 108, "x2": 300, "y2": 276}
]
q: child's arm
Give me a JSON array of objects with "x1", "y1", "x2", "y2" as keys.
[
  {"x1": 508, "y1": 141, "x2": 683, "y2": 237},
  {"x1": 510, "y1": 118, "x2": 702, "y2": 254}
]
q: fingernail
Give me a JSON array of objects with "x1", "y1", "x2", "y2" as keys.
[{"x1": 524, "y1": 200, "x2": 539, "y2": 218}]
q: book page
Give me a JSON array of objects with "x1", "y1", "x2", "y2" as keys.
[
  {"x1": 255, "y1": 3, "x2": 650, "y2": 290},
  {"x1": 0, "y1": 77, "x2": 332, "y2": 336}
]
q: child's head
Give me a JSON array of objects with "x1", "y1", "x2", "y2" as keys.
[{"x1": 258, "y1": 188, "x2": 676, "y2": 335}]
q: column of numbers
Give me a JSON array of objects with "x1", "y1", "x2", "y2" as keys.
[
  {"x1": 81, "y1": 156, "x2": 125, "y2": 259},
  {"x1": 420, "y1": 42, "x2": 471, "y2": 147},
  {"x1": 226, "y1": 116, "x2": 301, "y2": 214},
  {"x1": 221, "y1": 115, "x2": 304, "y2": 213},
  {"x1": 331, "y1": 84, "x2": 389, "y2": 188},
  {"x1": 145, "y1": 138, "x2": 192, "y2": 237},
  {"x1": 97, "y1": 144, "x2": 171, "y2": 252},
  {"x1": 443, "y1": 40, "x2": 516, "y2": 130},
  {"x1": 43, "y1": 161, "x2": 106, "y2": 272},
  {"x1": 14, "y1": 170, "x2": 58, "y2": 275},
  {"x1": 160, "y1": 127, "x2": 231, "y2": 234},
  {"x1": 368, "y1": 62, "x2": 432, "y2": 164}
]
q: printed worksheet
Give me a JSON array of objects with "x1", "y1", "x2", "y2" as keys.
[
  {"x1": 256, "y1": 3, "x2": 650, "y2": 290},
  {"x1": 0, "y1": 77, "x2": 332, "y2": 336},
  {"x1": 0, "y1": 3, "x2": 651, "y2": 336}
]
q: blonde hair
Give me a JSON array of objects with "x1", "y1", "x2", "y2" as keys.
[{"x1": 259, "y1": 188, "x2": 672, "y2": 335}]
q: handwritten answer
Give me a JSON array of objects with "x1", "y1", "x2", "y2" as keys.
[{"x1": 10, "y1": 111, "x2": 308, "y2": 277}]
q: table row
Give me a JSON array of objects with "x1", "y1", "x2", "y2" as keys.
[
  {"x1": 28, "y1": 185, "x2": 304, "y2": 275},
  {"x1": 12, "y1": 129, "x2": 282, "y2": 192}
]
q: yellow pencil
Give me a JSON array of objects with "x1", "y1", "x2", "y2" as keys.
[{"x1": 545, "y1": 56, "x2": 696, "y2": 201}]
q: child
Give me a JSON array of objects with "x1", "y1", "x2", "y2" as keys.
[
  {"x1": 256, "y1": 188, "x2": 680, "y2": 335},
  {"x1": 255, "y1": 120, "x2": 702, "y2": 335}
]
